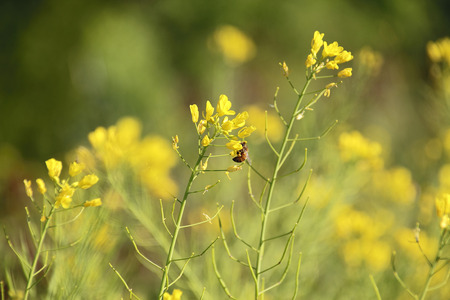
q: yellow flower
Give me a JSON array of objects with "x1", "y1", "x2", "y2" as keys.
[
  {"x1": 231, "y1": 111, "x2": 248, "y2": 128},
  {"x1": 221, "y1": 117, "x2": 234, "y2": 132},
  {"x1": 202, "y1": 135, "x2": 211, "y2": 147},
  {"x1": 190, "y1": 104, "x2": 199, "y2": 123},
  {"x1": 311, "y1": 31, "x2": 324, "y2": 56},
  {"x1": 226, "y1": 140, "x2": 243, "y2": 150},
  {"x1": 217, "y1": 94, "x2": 235, "y2": 117},
  {"x1": 305, "y1": 54, "x2": 316, "y2": 68},
  {"x1": 36, "y1": 178, "x2": 47, "y2": 194},
  {"x1": 69, "y1": 161, "x2": 85, "y2": 177},
  {"x1": 78, "y1": 174, "x2": 99, "y2": 189},
  {"x1": 338, "y1": 68, "x2": 353, "y2": 78},
  {"x1": 163, "y1": 289, "x2": 182, "y2": 300},
  {"x1": 322, "y1": 41, "x2": 343, "y2": 58},
  {"x1": 334, "y1": 50, "x2": 353, "y2": 64},
  {"x1": 211, "y1": 25, "x2": 256, "y2": 66},
  {"x1": 84, "y1": 198, "x2": 102, "y2": 207},
  {"x1": 238, "y1": 126, "x2": 256, "y2": 138},
  {"x1": 204, "y1": 100, "x2": 215, "y2": 122},
  {"x1": 326, "y1": 60, "x2": 339, "y2": 70},
  {"x1": 45, "y1": 158, "x2": 62, "y2": 180},
  {"x1": 23, "y1": 179, "x2": 33, "y2": 198},
  {"x1": 55, "y1": 183, "x2": 75, "y2": 209}
]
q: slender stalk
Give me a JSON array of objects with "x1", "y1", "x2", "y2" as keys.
[
  {"x1": 23, "y1": 205, "x2": 56, "y2": 300},
  {"x1": 157, "y1": 148, "x2": 206, "y2": 298},
  {"x1": 418, "y1": 229, "x2": 447, "y2": 300},
  {"x1": 254, "y1": 74, "x2": 313, "y2": 298}
]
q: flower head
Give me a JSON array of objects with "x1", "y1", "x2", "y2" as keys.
[
  {"x1": 217, "y1": 94, "x2": 235, "y2": 117},
  {"x1": 305, "y1": 54, "x2": 316, "y2": 68},
  {"x1": 231, "y1": 111, "x2": 249, "y2": 128}
]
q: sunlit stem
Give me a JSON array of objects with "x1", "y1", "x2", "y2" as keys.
[
  {"x1": 157, "y1": 147, "x2": 207, "y2": 299},
  {"x1": 254, "y1": 73, "x2": 313, "y2": 298},
  {"x1": 23, "y1": 205, "x2": 56, "y2": 300}
]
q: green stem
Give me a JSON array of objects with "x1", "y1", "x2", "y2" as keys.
[
  {"x1": 158, "y1": 148, "x2": 206, "y2": 298},
  {"x1": 23, "y1": 205, "x2": 56, "y2": 300},
  {"x1": 418, "y1": 229, "x2": 447, "y2": 300},
  {"x1": 254, "y1": 74, "x2": 313, "y2": 298}
]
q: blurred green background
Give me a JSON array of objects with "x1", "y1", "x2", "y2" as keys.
[{"x1": 1, "y1": 0, "x2": 450, "y2": 298}]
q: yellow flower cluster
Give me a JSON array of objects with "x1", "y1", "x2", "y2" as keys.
[
  {"x1": 305, "y1": 30, "x2": 353, "y2": 78},
  {"x1": 371, "y1": 167, "x2": 416, "y2": 204},
  {"x1": 24, "y1": 158, "x2": 101, "y2": 209},
  {"x1": 83, "y1": 117, "x2": 178, "y2": 198},
  {"x1": 209, "y1": 25, "x2": 256, "y2": 66},
  {"x1": 338, "y1": 131, "x2": 383, "y2": 170},
  {"x1": 334, "y1": 205, "x2": 392, "y2": 271},
  {"x1": 427, "y1": 37, "x2": 450, "y2": 65},
  {"x1": 435, "y1": 193, "x2": 450, "y2": 229},
  {"x1": 190, "y1": 94, "x2": 256, "y2": 162}
]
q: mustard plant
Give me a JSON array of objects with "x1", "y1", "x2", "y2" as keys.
[
  {"x1": 4, "y1": 158, "x2": 101, "y2": 299},
  {"x1": 213, "y1": 30, "x2": 353, "y2": 299},
  {"x1": 112, "y1": 95, "x2": 257, "y2": 299}
]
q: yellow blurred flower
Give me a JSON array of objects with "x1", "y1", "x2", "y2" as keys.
[
  {"x1": 435, "y1": 193, "x2": 450, "y2": 218},
  {"x1": 84, "y1": 198, "x2": 102, "y2": 207},
  {"x1": 23, "y1": 179, "x2": 33, "y2": 198},
  {"x1": 427, "y1": 37, "x2": 450, "y2": 65},
  {"x1": 372, "y1": 167, "x2": 416, "y2": 204},
  {"x1": 69, "y1": 161, "x2": 85, "y2": 177},
  {"x1": 85, "y1": 117, "x2": 178, "y2": 198},
  {"x1": 36, "y1": 178, "x2": 47, "y2": 194},
  {"x1": 338, "y1": 131, "x2": 383, "y2": 169},
  {"x1": 45, "y1": 158, "x2": 62, "y2": 181},
  {"x1": 358, "y1": 47, "x2": 383, "y2": 76},
  {"x1": 244, "y1": 105, "x2": 283, "y2": 143},
  {"x1": 78, "y1": 174, "x2": 99, "y2": 189},
  {"x1": 210, "y1": 25, "x2": 256, "y2": 66}
]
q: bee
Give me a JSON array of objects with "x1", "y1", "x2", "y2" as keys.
[{"x1": 232, "y1": 142, "x2": 248, "y2": 163}]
